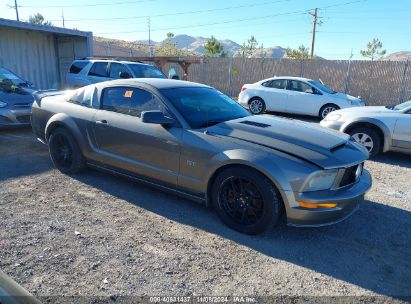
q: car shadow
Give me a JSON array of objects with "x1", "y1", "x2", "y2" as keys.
[
  {"x1": 372, "y1": 151, "x2": 411, "y2": 169},
  {"x1": 0, "y1": 128, "x2": 52, "y2": 181},
  {"x1": 73, "y1": 169, "x2": 411, "y2": 298}
]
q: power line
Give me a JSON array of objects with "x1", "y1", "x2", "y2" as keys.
[
  {"x1": 18, "y1": 0, "x2": 160, "y2": 8},
  {"x1": 95, "y1": 0, "x2": 367, "y2": 35},
  {"x1": 47, "y1": 0, "x2": 291, "y2": 22},
  {"x1": 96, "y1": 8, "x2": 311, "y2": 34}
]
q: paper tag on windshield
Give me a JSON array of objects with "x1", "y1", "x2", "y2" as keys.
[{"x1": 124, "y1": 90, "x2": 133, "y2": 98}]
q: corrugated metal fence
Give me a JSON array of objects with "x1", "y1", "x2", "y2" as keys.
[{"x1": 183, "y1": 58, "x2": 410, "y2": 106}]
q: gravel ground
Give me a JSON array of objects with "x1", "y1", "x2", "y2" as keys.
[{"x1": 1, "y1": 127, "x2": 410, "y2": 302}]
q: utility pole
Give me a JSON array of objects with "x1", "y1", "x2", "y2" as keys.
[
  {"x1": 148, "y1": 16, "x2": 153, "y2": 57},
  {"x1": 14, "y1": 0, "x2": 19, "y2": 21},
  {"x1": 62, "y1": 10, "x2": 65, "y2": 28},
  {"x1": 309, "y1": 8, "x2": 318, "y2": 59}
]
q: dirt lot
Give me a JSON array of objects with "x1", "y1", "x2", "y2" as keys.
[{"x1": 1, "y1": 127, "x2": 411, "y2": 302}]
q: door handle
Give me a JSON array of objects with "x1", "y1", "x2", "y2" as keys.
[{"x1": 95, "y1": 120, "x2": 109, "y2": 126}]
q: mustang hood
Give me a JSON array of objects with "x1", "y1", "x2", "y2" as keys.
[{"x1": 210, "y1": 115, "x2": 368, "y2": 169}]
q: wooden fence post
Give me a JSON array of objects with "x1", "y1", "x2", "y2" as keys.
[
  {"x1": 228, "y1": 57, "x2": 233, "y2": 97},
  {"x1": 300, "y1": 59, "x2": 305, "y2": 77},
  {"x1": 344, "y1": 59, "x2": 352, "y2": 94},
  {"x1": 399, "y1": 60, "x2": 409, "y2": 103}
]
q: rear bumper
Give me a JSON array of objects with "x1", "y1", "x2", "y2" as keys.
[
  {"x1": 0, "y1": 108, "x2": 32, "y2": 129},
  {"x1": 284, "y1": 169, "x2": 372, "y2": 227}
]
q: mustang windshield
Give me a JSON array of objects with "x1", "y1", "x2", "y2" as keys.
[
  {"x1": 161, "y1": 87, "x2": 250, "y2": 129},
  {"x1": 394, "y1": 100, "x2": 411, "y2": 111}
]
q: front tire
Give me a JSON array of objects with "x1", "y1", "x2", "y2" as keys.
[
  {"x1": 348, "y1": 127, "x2": 381, "y2": 157},
  {"x1": 49, "y1": 128, "x2": 86, "y2": 174},
  {"x1": 211, "y1": 167, "x2": 282, "y2": 235},
  {"x1": 320, "y1": 104, "x2": 339, "y2": 119},
  {"x1": 248, "y1": 97, "x2": 266, "y2": 115}
]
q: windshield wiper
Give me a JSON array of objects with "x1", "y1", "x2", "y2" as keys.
[
  {"x1": 385, "y1": 105, "x2": 395, "y2": 110},
  {"x1": 196, "y1": 120, "x2": 223, "y2": 129}
]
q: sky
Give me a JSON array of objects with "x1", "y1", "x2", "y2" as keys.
[{"x1": 1, "y1": 0, "x2": 410, "y2": 59}]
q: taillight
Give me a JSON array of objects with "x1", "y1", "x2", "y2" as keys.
[{"x1": 240, "y1": 86, "x2": 247, "y2": 92}]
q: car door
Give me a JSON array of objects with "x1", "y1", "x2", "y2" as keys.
[
  {"x1": 392, "y1": 111, "x2": 411, "y2": 150},
  {"x1": 108, "y1": 63, "x2": 131, "y2": 80},
  {"x1": 87, "y1": 62, "x2": 109, "y2": 84},
  {"x1": 258, "y1": 79, "x2": 288, "y2": 112},
  {"x1": 92, "y1": 86, "x2": 182, "y2": 186},
  {"x1": 285, "y1": 80, "x2": 322, "y2": 115}
]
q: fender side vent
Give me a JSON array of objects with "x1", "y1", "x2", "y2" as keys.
[{"x1": 240, "y1": 121, "x2": 271, "y2": 128}]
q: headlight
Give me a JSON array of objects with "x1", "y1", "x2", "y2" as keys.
[
  {"x1": 325, "y1": 113, "x2": 341, "y2": 121},
  {"x1": 303, "y1": 170, "x2": 338, "y2": 192},
  {"x1": 0, "y1": 101, "x2": 8, "y2": 108}
]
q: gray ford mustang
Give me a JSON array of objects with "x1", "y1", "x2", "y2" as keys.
[{"x1": 31, "y1": 79, "x2": 372, "y2": 234}]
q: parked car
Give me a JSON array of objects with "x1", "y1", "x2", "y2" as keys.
[
  {"x1": 31, "y1": 79, "x2": 371, "y2": 235},
  {"x1": 0, "y1": 270, "x2": 41, "y2": 304},
  {"x1": 321, "y1": 100, "x2": 411, "y2": 157},
  {"x1": 0, "y1": 67, "x2": 36, "y2": 129},
  {"x1": 66, "y1": 58, "x2": 168, "y2": 88},
  {"x1": 238, "y1": 76, "x2": 365, "y2": 118}
]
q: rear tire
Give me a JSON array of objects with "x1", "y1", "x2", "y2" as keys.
[
  {"x1": 49, "y1": 128, "x2": 86, "y2": 174},
  {"x1": 248, "y1": 97, "x2": 266, "y2": 115},
  {"x1": 348, "y1": 127, "x2": 381, "y2": 157},
  {"x1": 211, "y1": 167, "x2": 282, "y2": 235},
  {"x1": 320, "y1": 104, "x2": 339, "y2": 119}
]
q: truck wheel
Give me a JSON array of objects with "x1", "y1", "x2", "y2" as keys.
[{"x1": 49, "y1": 128, "x2": 86, "y2": 174}]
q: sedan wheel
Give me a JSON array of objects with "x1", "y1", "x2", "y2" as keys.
[
  {"x1": 320, "y1": 105, "x2": 339, "y2": 119},
  {"x1": 212, "y1": 167, "x2": 282, "y2": 235},
  {"x1": 349, "y1": 127, "x2": 381, "y2": 157},
  {"x1": 248, "y1": 98, "x2": 265, "y2": 115}
]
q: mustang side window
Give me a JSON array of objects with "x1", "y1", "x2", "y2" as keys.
[
  {"x1": 101, "y1": 87, "x2": 163, "y2": 117},
  {"x1": 128, "y1": 88, "x2": 163, "y2": 117}
]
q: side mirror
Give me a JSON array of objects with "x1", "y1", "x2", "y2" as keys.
[
  {"x1": 304, "y1": 88, "x2": 314, "y2": 94},
  {"x1": 141, "y1": 110, "x2": 176, "y2": 126},
  {"x1": 119, "y1": 71, "x2": 131, "y2": 79},
  {"x1": 170, "y1": 75, "x2": 180, "y2": 80}
]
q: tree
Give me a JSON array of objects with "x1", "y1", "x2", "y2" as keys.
[
  {"x1": 204, "y1": 36, "x2": 226, "y2": 57},
  {"x1": 360, "y1": 38, "x2": 386, "y2": 61},
  {"x1": 156, "y1": 32, "x2": 183, "y2": 56},
  {"x1": 28, "y1": 13, "x2": 52, "y2": 26},
  {"x1": 285, "y1": 45, "x2": 311, "y2": 60},
  {"x1": 239, "y1": 36, "x2": 259, "y2": 58}
]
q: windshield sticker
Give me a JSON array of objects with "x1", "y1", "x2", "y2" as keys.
[{"x1": 124, "y1": 90, "x2": 133, "y2": 98}]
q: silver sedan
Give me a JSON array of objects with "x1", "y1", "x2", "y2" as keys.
[{"x1": 321, "y1": 100, "x2": 411, "y2": 156}]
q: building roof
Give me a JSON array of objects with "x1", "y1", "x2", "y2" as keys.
[{"x1": 0, "y1": 18, "x2": 92, "y2": 37}]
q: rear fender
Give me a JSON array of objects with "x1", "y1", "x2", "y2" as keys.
[{"x1": 45, "y1": 113, "x2": 87, "y2": 152}]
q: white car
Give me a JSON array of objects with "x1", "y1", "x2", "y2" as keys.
[
  {"x1": 238, "y1": 76, "x2": 365, "y2": 118},
  {"x1": 321, "y1": 100, "x2": 411, "y2": 156}
]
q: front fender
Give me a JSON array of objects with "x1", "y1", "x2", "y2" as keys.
[
  {"x1": 341, "y1": 118, "x2": 392, "y2": 152},
  {"x1": 204, "y1": 149, "x2": 319, "y2": 206}
]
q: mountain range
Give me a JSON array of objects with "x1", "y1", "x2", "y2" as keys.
[{"x1": 135, "y1": 34, "x2": 288, "y2": 58}]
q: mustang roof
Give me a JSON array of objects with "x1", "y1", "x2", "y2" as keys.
[{"x1": 95, "y1": 78, "x2": 211, "y2": 90}]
